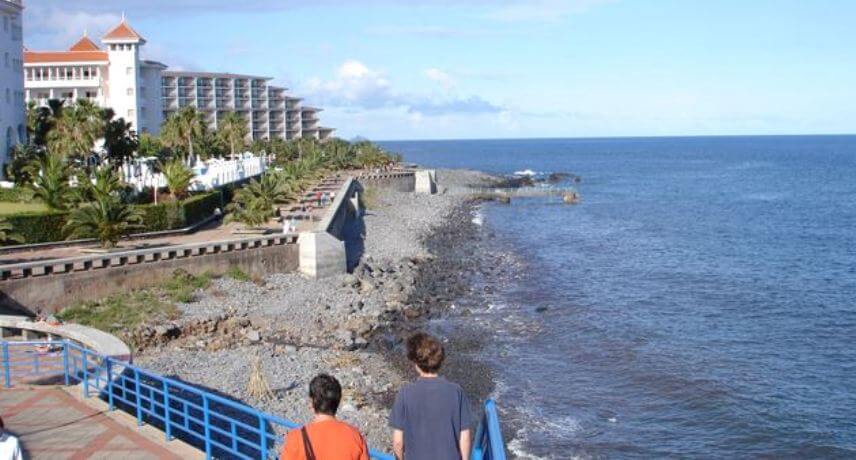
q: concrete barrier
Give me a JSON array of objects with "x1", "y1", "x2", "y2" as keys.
[
  {"x1": 0, "y1": 234, "x2": 299, "y2": 315},
  {"x1": 358, "y1": 171, "x2": 416, "y2": 192},
  {"x1": 0, "y1": 315, "x2": 131, "y2": 361},
  {"x1": 415, "y1": 170, "x2": 438, "y2": 194}
]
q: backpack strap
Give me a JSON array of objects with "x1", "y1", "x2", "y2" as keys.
[{"x1": 300, "y1": 427, "x2": 317, "y2": 460}]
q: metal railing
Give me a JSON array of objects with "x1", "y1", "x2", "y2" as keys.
[
  {"x1": 472, "y1": 399, "x2": 507, "y2": 460},
  {"x1": 1, "y1": 340, "x2": 394, "y2": 460}
]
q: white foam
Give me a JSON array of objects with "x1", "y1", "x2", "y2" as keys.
[
  {"x1": 471, "y1": 208, "x2": 484, "y2": 226},
  {"x1": 514, "y1": 169, "x2": 538, "y2": 177}
]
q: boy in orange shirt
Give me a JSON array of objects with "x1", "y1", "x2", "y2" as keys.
[{"x1": 281, "y1": 374, "x2": 369, "y2": 460}]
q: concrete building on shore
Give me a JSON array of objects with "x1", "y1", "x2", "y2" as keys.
[
  {"x1": 0, "y1": 0, "x2": 24, "y2": 168},
  {"x1": 24, "y1": 19, "x2": 167, "y2": 135},
  {"x1": 23, "y1": 17, "x2": 334, "y2": 142},
  {"x1": 161, "y1": 72, "x2": 332, "y2": 141}
]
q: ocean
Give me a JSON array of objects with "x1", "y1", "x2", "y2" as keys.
[{"x1": 379, "y1": 136, "x2": 856, "y2": 459}]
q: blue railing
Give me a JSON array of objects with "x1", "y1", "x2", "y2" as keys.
[
  {"x1": 1, "y1": 340, "x2": 395, "y2": 460},
  {"x1": 472, "y1": 399, "x2": 507, "y2": 460}
]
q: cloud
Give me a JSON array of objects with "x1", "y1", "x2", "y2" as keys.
[
  {"x1": 425, "y1": 68, "x2": 456, "y2": 91},
  {"x1": 487, "y1": 0, "x2": 615, "y2": 23},
  {"x1": 25, "y1": 8, "x2": 121, "y2": 49},
  {"x1": 302, "y1": 60, "x2": 502, "y2": 117}
]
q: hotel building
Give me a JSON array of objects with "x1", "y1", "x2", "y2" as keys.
[
  {"x1": 0, "y1": 0, "x2": 24, "y2": 167},
  {"x1": 23, "y1": 17, "x2": 334, "y2": 142},
  {"x1": 24, "y1": 20, "x2": 166, "y2": 135}
]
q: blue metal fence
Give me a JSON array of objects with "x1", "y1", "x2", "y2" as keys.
[{"x1": 2, "y1": 339, "x2": 507, "y2": 460}]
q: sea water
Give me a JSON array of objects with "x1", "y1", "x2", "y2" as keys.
[{"x1": 381, "y1": 136, "x2": 856, "y2": 458}]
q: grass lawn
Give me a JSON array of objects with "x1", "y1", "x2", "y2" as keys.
[{"x1": 0, "y1": 201, "x2": 47, "y2": 215}]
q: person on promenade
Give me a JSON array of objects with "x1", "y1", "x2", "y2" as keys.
[
  {"x1": 281, "y1": 374, "x2": 369, "y2": 460},
  {"x1": 390, "y1": 332, "x2": 473, "y2": 460},
  {"x1": 0, "y1": 416, "x2": 23, "y2": 460}
]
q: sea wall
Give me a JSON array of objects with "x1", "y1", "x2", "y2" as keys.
[
  {"x1": 358, "y1": 171, "x2": 416, "y2": 192},
  {"x1": 0, "y1": 238, "x2": 299, "y2": 315}
]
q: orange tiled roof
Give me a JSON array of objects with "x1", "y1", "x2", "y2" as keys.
[
  {"x1": 68, "y1": 36, "x2": 101, "y2": 52},
  {"x1": 24, "y1": 50, "x2": 109, "y2": 64},
  {"x1": 102, "y1": 20, "x2": 143, "y2": 41}
]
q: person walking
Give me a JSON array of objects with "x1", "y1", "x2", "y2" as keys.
[
  {"x1": 281, "y1": 374, "x2": 369, "y2": 460},
  {"x1": 390, "y1": 332, "x2": 473, "y2": 460},
  {"x1": 0, "y1": 416, "x2": 23, "y2": 460}
]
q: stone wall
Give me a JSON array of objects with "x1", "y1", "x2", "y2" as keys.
[
  {"x1": 359, "y1": 172, "x2": 415, "y2": 192},
  {"x1": 0, "y1": 243, "x2": 298, "y2": 315}
]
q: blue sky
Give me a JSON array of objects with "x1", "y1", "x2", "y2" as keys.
[{"x1": 23, "y1": 0, "x2": 856, "y2": 140}]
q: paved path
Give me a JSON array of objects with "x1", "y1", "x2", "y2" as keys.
[
  {"x1": 0, "y1": 387, "x2": 200, "y2": 459},
  {"x1": 0, "y1": 177, "x2": 346, "y2": 266}
]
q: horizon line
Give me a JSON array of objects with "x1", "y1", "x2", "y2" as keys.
[{"x1": 371, "y1": 133, "x2": 856, "y2": 143}]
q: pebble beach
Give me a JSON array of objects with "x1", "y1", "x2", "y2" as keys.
[{"x1": 134, "y1": 168, "x2": 498, "y2": 450}]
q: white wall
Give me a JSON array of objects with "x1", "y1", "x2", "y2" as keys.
[
  {"x1": 0, "y1": 2, "x2": 24, "y2": 175},
  {"x1": 105, "y1": 41, "x2": 141, "y2": 133},
  {"x1": 139, "y1": 64, "x2": 164, "y2": 134}
]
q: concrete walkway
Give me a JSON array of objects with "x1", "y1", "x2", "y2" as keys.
[
  {"x1": 0, "y1": 386, "x2": 201, "y2": 459},
  {"x1": 0, "y1": 177, "x2": 346, "y2": 266}
]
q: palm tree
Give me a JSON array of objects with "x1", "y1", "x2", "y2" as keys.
[
  {"x1": 30, "y1": 153, "x2": 72, "y2": 211},
  {"x1": 102, "y1": 109, "x2": 138, "y2": 167},
  {"x1": 0, "y1": 218, "x2": 24, "y2": 245},
  {"x1": 226, "y1": 173, "x2": 288, "y2": 228},
  {"x1": 216, "y1": 112, "x2": 249, "y2": 156},
  {"x1": 47, "y1": 99, "x2": 103, "y2": 161},
  {"x1": 160, "y1": 159, "x2": 195, "y2": 200},
  {"x1": 70, "y1": 165, "x2": 125, "y2": 205},
  {"x1": 64, "y1": 194, "x2": 143, "y2": 248},
  {"x1": 160, "y1": 107, "x2": 205, "y2": 164}
]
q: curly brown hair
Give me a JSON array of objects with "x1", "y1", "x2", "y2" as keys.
[{"x1": 406, "y1": 332, "x2": 445, "y2": 373}]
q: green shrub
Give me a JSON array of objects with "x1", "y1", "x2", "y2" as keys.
[
  {"x1": 162, "y1": 269, "x2": 213, "y2": 303},
  {"x1": 0, "y1": 190, "x2": 223, "y2": 245},
  {"x1": 136, "y1": 201, "x2": 183, "y2": 232},
  {"x1": 182, "y1": 191, "x2": 221, "y2": 225},
  {"x1": 2, "y1": 211, "x2": 67, "y2": 244},
  {"x1": 226, "y1": 266, "x2": 250, "y2": 282},
  {"x1": 0, "y1": 187, "x2": 37, "y2": 203}
]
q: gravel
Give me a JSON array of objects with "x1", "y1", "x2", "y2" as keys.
[{"x1": 134, "y1": 169, "x2": 497, "y2": 451}]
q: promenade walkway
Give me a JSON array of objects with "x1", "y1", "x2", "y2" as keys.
[
  {"x1": 0, "y1": 386, "x2": 201, "y2": 459},
  {"x1": 0, "y1": 176, "x2": 347, "y2": 266}
]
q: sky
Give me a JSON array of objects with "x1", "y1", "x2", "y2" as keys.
[{"x1": 22, "y1": 0, "x2": 856, "y2": 140}]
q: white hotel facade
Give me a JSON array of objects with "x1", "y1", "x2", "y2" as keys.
[
  {"x1": 0, "y1": 0, "x2": 24, "y2": 167},
  {"x1": 22, "y1": 18, "x2": 334, "y2": 143}
]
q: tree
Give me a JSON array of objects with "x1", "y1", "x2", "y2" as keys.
[
  {"x1": 102, "y1": 109, "x2": 138, "y2": 166},
  {"x1": 0, "y1": 218, "x2": 24, "y2": 245},
  {"x1": 161, "y1": 107, "x2": 205, "y2": 163},
  {"x1": 5, "y1": 143, "x2": 43, "y2": 185},
  {"x1": 216, "y1": 112, "x2": 249, "y2": 156},
  {"x1": 226, "y1": 173, "x2": 288, "y2": 228},
  {"x1": 47, "y1": 99, "x2": 103, "y2": 161},
  {"x1": 64, "y1": 194, "x2": 143, "y2": 248},
  {"x1": 69, "y1": 165, "x2": 126, "y2": 205},
  {"x1": 26, "y1": 99, "x2": 63, "y2": 147},
  {"x1": 30, "y1": 153, "x2": 72, "y2": 210},
  {"x1": 160, "y1": 159, "x2": 195, "y2": 200}
]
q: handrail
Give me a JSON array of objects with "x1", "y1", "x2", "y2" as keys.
[
  {"x1": 1, "y1": 340, "x2": 395, "y2": 460},
  {"x1": 472, "y1": 399, "x2": 507, "y2": 460}
]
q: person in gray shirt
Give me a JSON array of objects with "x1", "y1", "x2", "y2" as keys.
[{"x1": 389, "y1": 332, "x2": 473, "y2": 460}]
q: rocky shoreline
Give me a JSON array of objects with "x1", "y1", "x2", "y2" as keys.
[{"x1": 133, "y1": 168, "x2": 499, "y2": 450}]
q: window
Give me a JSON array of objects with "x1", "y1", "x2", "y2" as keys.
[
  {"x1": 4, "y1": 88, "x2": 9, "y2": 104},
  {"x1": 126, "y1": 67, "x2": 133, "y2": 75},
  {"x1": 3, "y1": 17, "x2": 7, "y2": 32},
  {"x1": 85, "y1": 91, "x2": 96, "y2": 99},
  {"x1": 4, "y1": 53, "x2": 7, "y2": 67},
  {"x1": 127, "y1": 88, "x2": 134, "y2": 96},
  {"x1": 127, "y1": 109, "x2": 135, "y2": 118}
]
